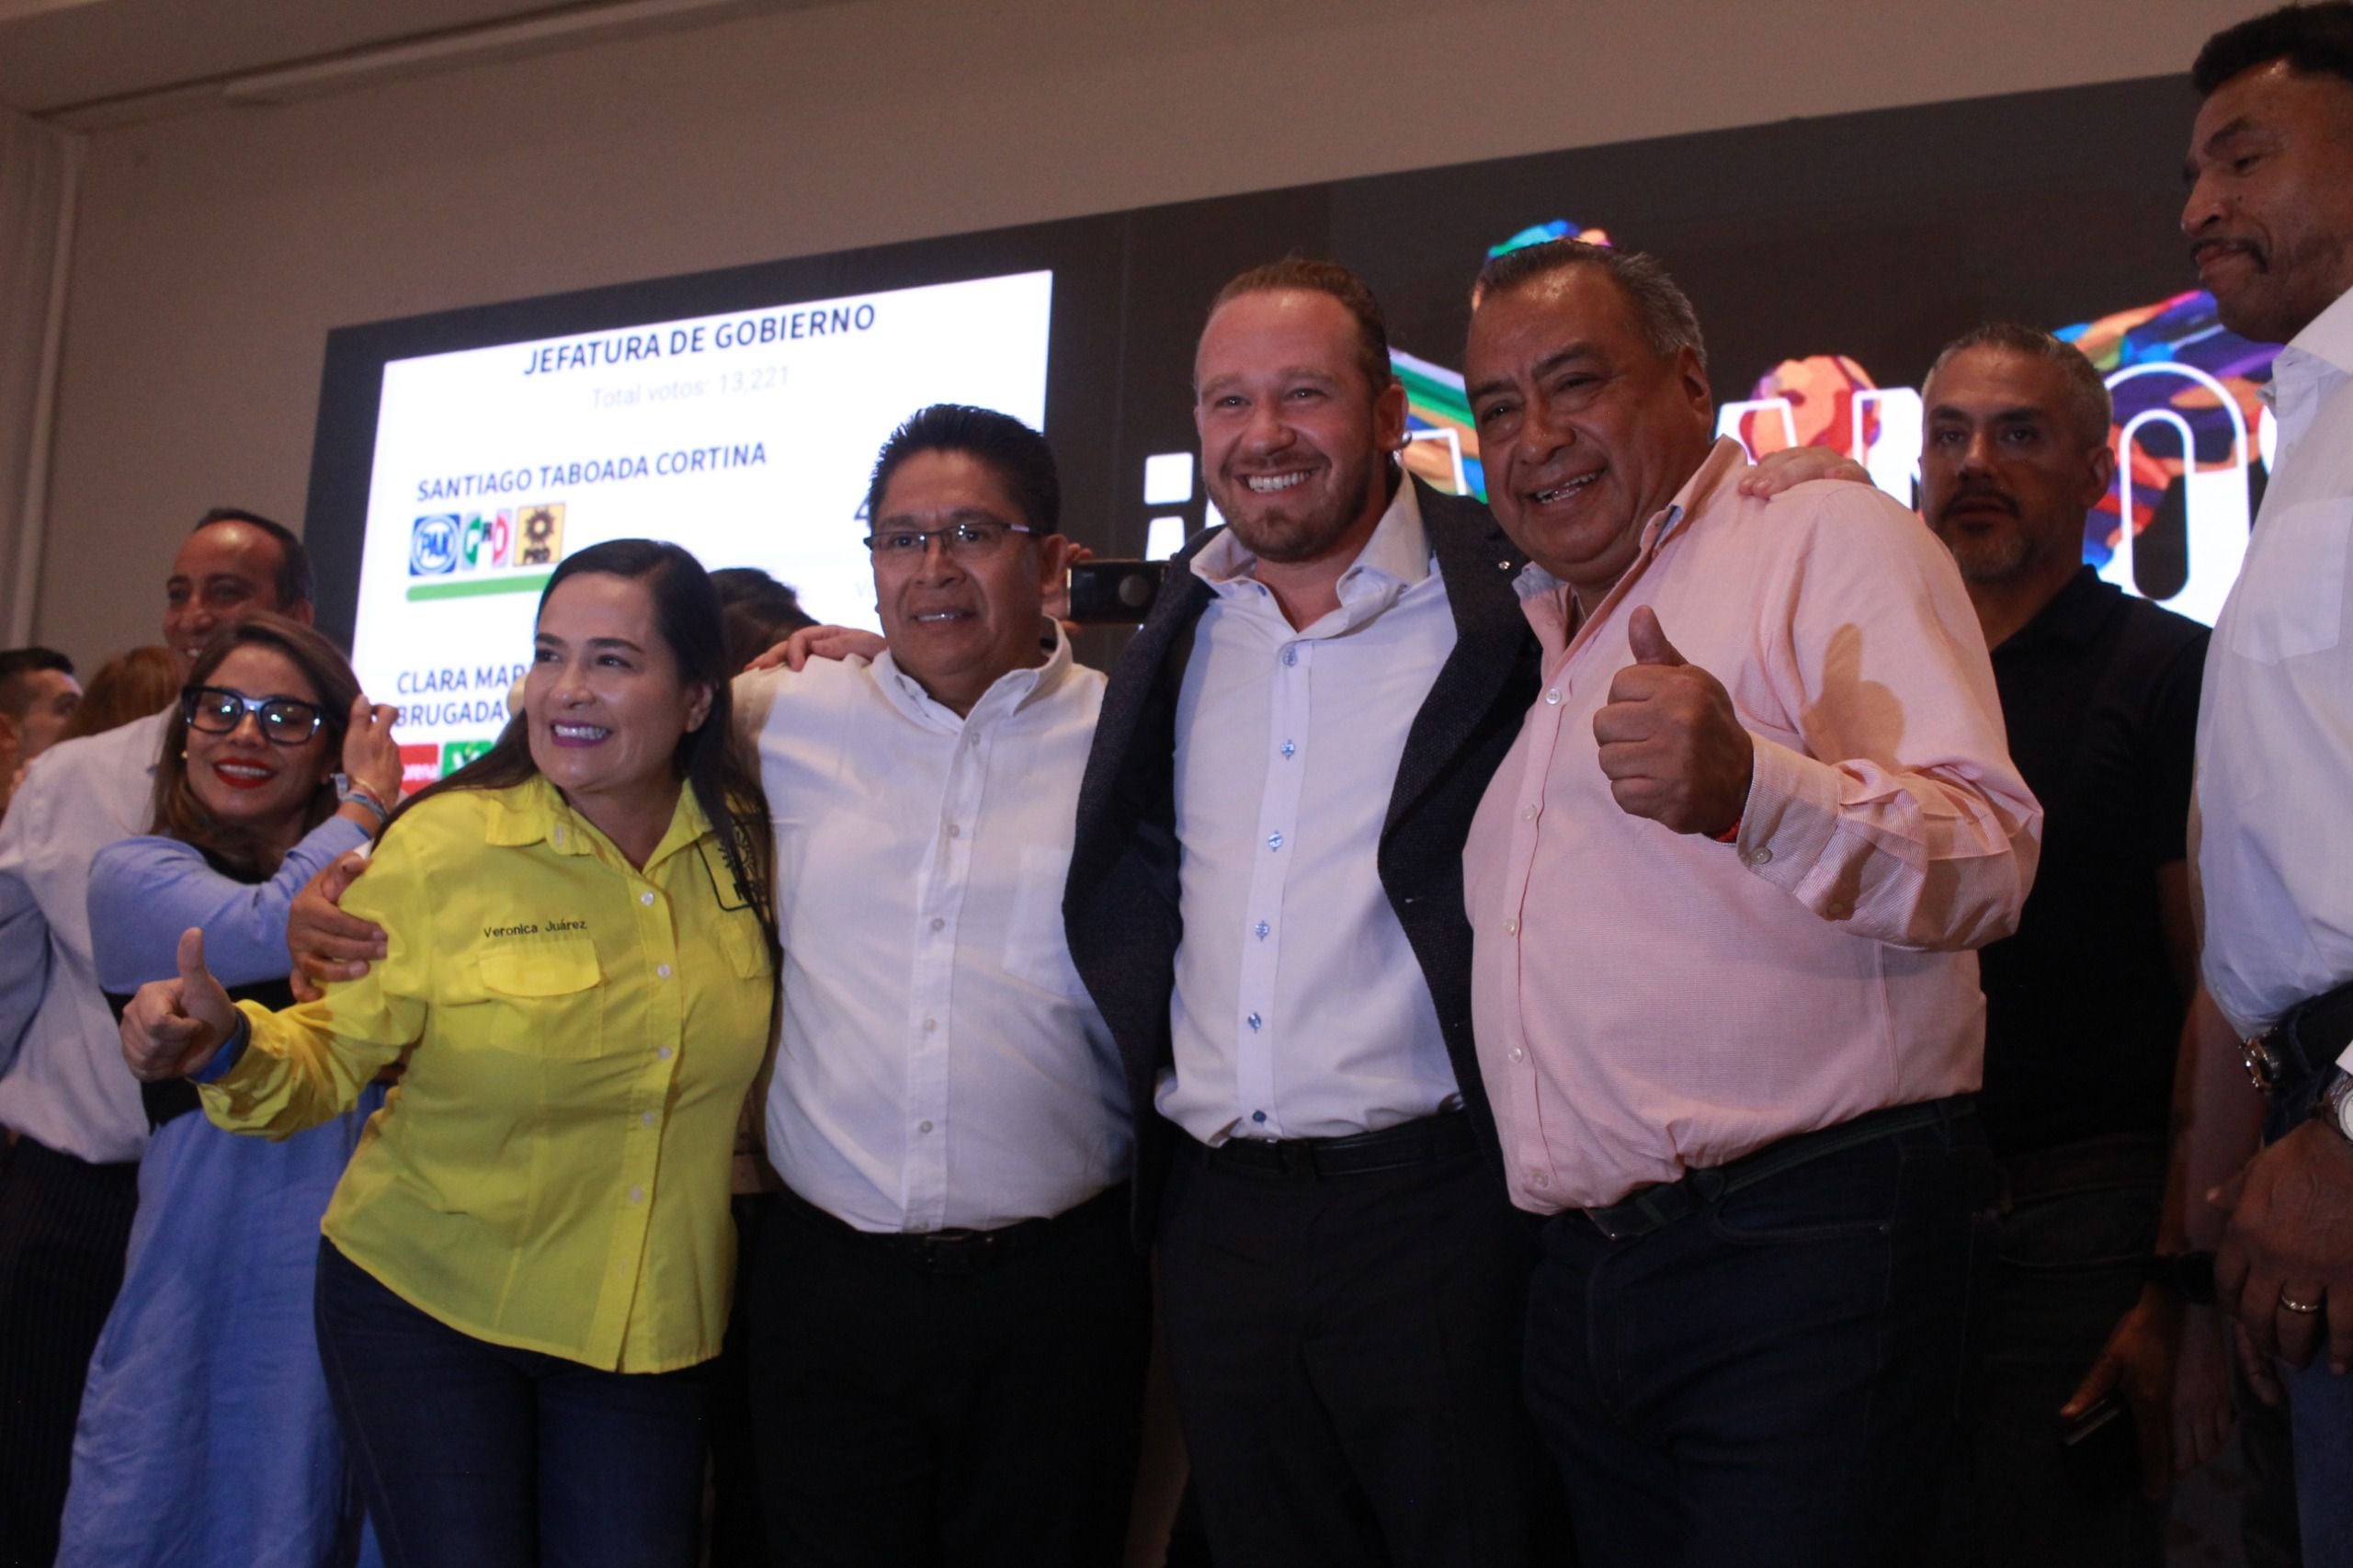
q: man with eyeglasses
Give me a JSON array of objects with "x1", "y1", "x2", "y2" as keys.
[
  {"x1": 0, "y1": 507, "x2": 316, "y2": 1567},
  {"x1": 729, "y1": 403, "x2": 1144, "y2": 1566},
  {"x1": 292, "y1": 403, "x2": 1142, "y2": 1566}
]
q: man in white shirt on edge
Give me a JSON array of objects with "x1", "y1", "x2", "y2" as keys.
[
  {"x1": 1066, "y1": 260, "x2": 1558, "y2": 1565},
  {"x1": 734, "y1": 404, "x2": 1142, "y2": 1565},
  {"x1": 0, "y1": 508, "x2": 316, "y2": 1567},
  {"x1": 2180, "y1": 5, "x2": 2353, "y2": 1556}
]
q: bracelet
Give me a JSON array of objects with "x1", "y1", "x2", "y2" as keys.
[{"x1": 335, "y1": 775, "x2": 392, "y2": 830}]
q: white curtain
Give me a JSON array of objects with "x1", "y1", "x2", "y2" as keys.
[{"x1": 0, "y1": 108, "x2": 81, "y2": 646}]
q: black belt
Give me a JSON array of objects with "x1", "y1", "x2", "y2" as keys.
[
  {"x1": 1576, "y1": 1096, "x2": 1974, "y2": 1242},
  {"x1": 1190, "y1": 1108, "x2": 1477, "y2": 1180},
  {"x1": 774, "y1": 1181, "x2": 1126, "y2": 1272},
  {"x1": 2242, "y1": 977, "x2": 2353, "y2": 1098}
]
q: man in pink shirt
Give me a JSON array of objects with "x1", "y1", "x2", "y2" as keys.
[{"x1": 1459, "y1": 237, "x2": 2041, "y2": 1566}]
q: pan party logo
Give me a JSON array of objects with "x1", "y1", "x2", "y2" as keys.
[{"x1": 409, "y1": 505, "x2": 566, "y2": 576}]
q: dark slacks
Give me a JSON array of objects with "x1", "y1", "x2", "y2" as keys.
[
  {"x1": 313, "y1": 1239, "x2": 710, "y2": 1568},
  {"x1": 1156, "y1": 1135, "x2": 1552, "y2": 1568},
  {"x1": 1934, "y1": 1134, "x2": 2166, "y2": 1568},
  {"x1": 745, "y1": 1184, "x2": 1151, "y2": 1568},
  {"x1": 0, "y1": 1134, "x2": 139, "y2": 1568},
  {"x1": 1525, "y1": 1105, "x2": 1994, "y2": 1568}
]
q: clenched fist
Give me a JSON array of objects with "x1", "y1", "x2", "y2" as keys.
[{"x1": 1592, "y1": 606, "x2": 1754, "y2": 838}]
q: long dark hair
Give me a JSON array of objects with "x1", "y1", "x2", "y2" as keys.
[
  {"x1": 388, "y1": 540, "x2": 776, "y2": 954},
  {"x1": 151, "y1": 614, "x2": 361, "y2": 877}
]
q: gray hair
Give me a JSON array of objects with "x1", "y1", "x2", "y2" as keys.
[
  {"x1": 1925, "y1": 324, "x2": 2113, "y2": 448},
  {"x1": 1472, "y1": 239, "x2": 1708, "y2": 373}
]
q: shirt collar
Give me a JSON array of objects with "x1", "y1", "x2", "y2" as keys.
[
  {"x1": 1192, "y1": 468, "x2": 1433, "y2": 608},
  {"x1": 1509, "y1": 436, "x2": 1746, "y2": 601},
  {"x1": 870, "y1": 617, "x2": 1072, "y2": 733},
  {"x1": 1995, "y1": 563, "x2": 2113, "y2": 653},
  {"x1": 2287, "y1": 284, "x2": 2353, "y2": 377},
  {"x1": 483, "y1": 772, "x2": 715, "y2": 863}
]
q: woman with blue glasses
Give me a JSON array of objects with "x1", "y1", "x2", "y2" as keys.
[{"x1": 59, "y1": 612, "x2": 401, "y2": 1568}]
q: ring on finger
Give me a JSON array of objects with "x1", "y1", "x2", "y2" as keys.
[{"x1": 2279, "y1": 1289, "x2": 2324, "y2": 1315}]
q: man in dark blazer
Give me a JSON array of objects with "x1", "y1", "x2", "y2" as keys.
[{"x1": 1065, "y1": 258, "x2": 1551, "y2": 1567}]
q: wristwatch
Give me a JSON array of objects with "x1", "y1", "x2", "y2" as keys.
[{"x1": 2315, "y1": 1070, "x2": 2353, "y2": 1145}]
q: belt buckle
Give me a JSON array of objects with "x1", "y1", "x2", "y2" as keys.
[{"x1": 2243, "y1": 1034, "x2": 2286, "y2": 1094}]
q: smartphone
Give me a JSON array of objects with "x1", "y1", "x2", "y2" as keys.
[{"x1": 1065, "y1": 560, "x2": 1167, "y2": 624}]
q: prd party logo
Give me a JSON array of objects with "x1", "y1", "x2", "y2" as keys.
[{"x1": 409, "y1": 506, "x2": 565, "y2": 576}]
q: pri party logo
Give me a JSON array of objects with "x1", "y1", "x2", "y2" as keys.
[{"x1": 409, "y1": 505, "x2": 565, "y2": 576}]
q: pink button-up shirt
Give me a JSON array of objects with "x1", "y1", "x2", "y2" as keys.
[{"x1": 1465, "y1": 438, "x2": 2040, "y2": 1212}]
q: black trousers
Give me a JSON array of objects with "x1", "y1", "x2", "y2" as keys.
[
  {"x1": 1156, "y1": 1135, "x2": 1554, "y2": 1568},
  {"x1": 1933, "y1": 1134, "x2": 2166, "y2": 1568},
  {"x1": 0, "y1": 1134, "x2": 139, "y2": 1568},
  {"x1": 745, "y1": 1186, "x2": 1150, "y2": 1568}
]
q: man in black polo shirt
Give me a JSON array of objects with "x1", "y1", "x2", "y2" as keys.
[{"x1": 1917, "y1": 324, "x2": 2235, "y2": 1565}]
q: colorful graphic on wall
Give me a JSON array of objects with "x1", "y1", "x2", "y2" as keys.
[{"x1": 1389, "y1": 218, "x2": 2280, "y2": 630}]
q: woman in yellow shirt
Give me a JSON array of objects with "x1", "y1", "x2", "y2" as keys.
[{"x1": 119, "y1": 539, "x2": 777, "y2": 1568}]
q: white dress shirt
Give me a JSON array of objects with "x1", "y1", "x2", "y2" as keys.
[
  {"x1": 736, "y1": 626, "x2": 1130, "y2": 1233},
  {"x1": 2198, "y1": 285, "x2": 2353, "y2": 1052},
  {"x1": 1159, "y1": 477, "x2": 1463, "y2": 1144},
  {"x1": 0, "y1": 709, "x2": 173, "y2": 1164}
]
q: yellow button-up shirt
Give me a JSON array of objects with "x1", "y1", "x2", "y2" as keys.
[{"x1": 200, "y1": 775, "x2": 774, "y2": 1372}]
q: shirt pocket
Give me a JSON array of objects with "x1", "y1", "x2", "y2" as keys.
[
  {"x1": 717, "y1": 912, "x2": 774, "y2": 981},
  {"x1": 1002, "y1": 844, "x2": 1088, "y2": 998},
  {"x1": 468, "y1": 937, "x2": 607, "y2": 1059},
  {"x1": 2227, "y1": 500, "x2": 2349, "y2": 664}
]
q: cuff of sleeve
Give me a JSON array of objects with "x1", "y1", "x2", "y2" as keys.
[
  {"x1": 1733, "y1": 733, "x2": 1845, "y2": 897},
  {"x1": 2339, "y1": 1041, "x2": 2353, "y2": 1075},
  {"x1": 189, "y1": 1010, "x2": 252, "y2": 1085}
]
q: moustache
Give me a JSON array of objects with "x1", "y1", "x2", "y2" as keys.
[{"x1": 1938, "y1": 487, "x2": 2019, "y2": 523}]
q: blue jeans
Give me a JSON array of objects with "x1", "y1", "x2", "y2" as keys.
[
  {"x1": 1524, "y1": 1103, "x2": 1995, "y2": 1568},
  {"x1": 313, "y1": 1240, "x2": 709, "y2": 1568}
]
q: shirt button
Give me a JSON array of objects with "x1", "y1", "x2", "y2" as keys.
[
  {"x1": 1252, "y1": 1110, "x2": 1267, "y2": 1124},
  {"x1": 1254, "y1": 921, "x2": 1269, "y2": 939},
  {"x1": 656, "y1": 963, "x2": 671, "y2": 979},
  {"x1": 917, "y1": 1120, "x2": 935, "y2": 1134},
  {"x1": 1529, "y1": 1170, "x2": 1550, "y2": 1190},
  {"x1": 1280, "y1": 740, "x2": 1296, "y2": 759},
  {"x1": 552, "y1": 825, "x2": 566, "y2": 845},
  {"x1": 628, "y1": 1186, "x2": 644, "y2": 1204},
  {"x1": 1521, "y1": 803, "x2": 1538, "y2": 821},
  {"x1": 1508, "y1": 1046, "x2": 1527, "y2": 1062},
  {"x1": 929, "y1": 917, "x2": 945, "y2": 933},
  {"x1": 1504, "y1": 917, "x2": 1519, "y2": 936},
  {"x1": 640, "y1": 891, "x2": 654, "y2": 906},
  {"x1": 947, "y1": 823, "x2": 961, "y2": 839},
  {"x1": 1282, "y1": 647, "x2": 1298, "y2": 666},
  {"x1": 1247, "y1": 1013, "x2": 1263, "y2": 1031},
  {"x1": 923, "y1": 1017, "x2": 938, "y2": 1033},
  {"x1": 1267, "y1": 832, "x2": 1283, "y2": 851},
  {"x1": 1545, "y1": 687, "x2": 1563, "y2": 705},
  {"x1": 655, "y1": 1046, "x2": 673, "y2": 1060},
  {"x1": 640, "y1": 1111, "x2": 656, "y2": 1127},
  {"x1": 1745, "y1": 846, "x2": 1774, "y2": 867}
]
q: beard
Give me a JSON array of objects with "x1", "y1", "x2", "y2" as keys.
[{"x1": 1214, "y1": 453, "x2": 1391, "y2": 565}]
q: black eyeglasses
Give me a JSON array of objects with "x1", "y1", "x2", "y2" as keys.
[
  {"x1": 180, "y1": 686, "x2": 327, "y2": 745},
  {"x1": 862, "y1": 519, "x2": 1033, "y2": 560}
]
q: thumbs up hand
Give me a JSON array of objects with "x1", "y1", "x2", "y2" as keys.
[
  {"x1": 1592, "y1": 605, "x2": 1754, "y2": 837},
  {"x1": 120, "y1": 928, "x2": 241, "y2": 1082}
]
